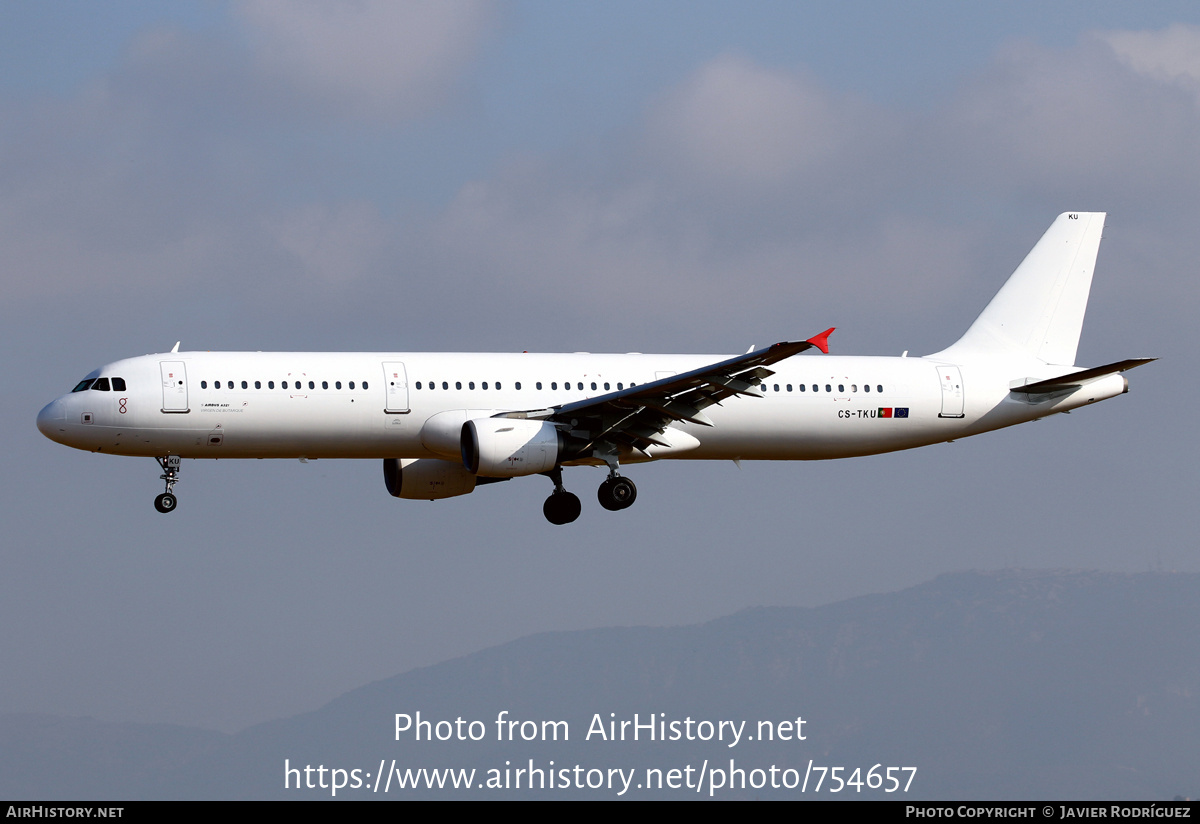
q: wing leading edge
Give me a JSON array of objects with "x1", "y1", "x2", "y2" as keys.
[{"x1": 499, "y1": 329, "x2": 834, "y2": 459}]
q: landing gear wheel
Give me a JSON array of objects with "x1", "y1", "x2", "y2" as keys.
[
  {"x1": 154, "y1": 456, "x2": 181, "y2": 513},
  {"x1": 543, "y1": 491, "x2": 581, "y2": 525},
  {"x1": 597, "y1": 476, "x2": 637, "y2": 511}
]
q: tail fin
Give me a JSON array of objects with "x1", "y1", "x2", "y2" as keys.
[{"x1": 933, "y1": 212, "x2": 1105, "y2": 366}]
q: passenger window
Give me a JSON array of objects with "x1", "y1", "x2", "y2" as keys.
[
  {"x1": 604, "y1": 382, "x2": 610, "y2": 390},
  {"x1": 774, "y1": 384, "x2": 779, "y2": 392},
  {"x1": 852, "y1": 384, "x2": 857, "y2": 392},
  {"x1": 787, "y1": 384, "x2": 792, "y2": 392},
  {"x1": 416, "y1": 382, "x2": 422, "y2": 389},
  {"x1": 877, "y1": 385, "x2": 883, "y2": 393},
  {"x1": 308, "y1": 381, "x2": 315, "y2": 390},
  {"x1": 322, "y1": 381, "x2": 328, "y2": 389},
  {"x1": 838, "y1": 384, "x2": 844, "y2": 392},
  {"x1": 495, "y1": 382, "x2": 501, "y2": 390},
  {"x1": 825, "y1": 385, "x2": 831, "y2": 393},
  {"x1": 362, "y1": 381, "x2": 368, "y2": 389},
  {"x1": 242, "y1": 381, "x2": 248, "y2": 389},
  {"x1": 577, "y1": 382, "x2": 583, "y2": 390},
  {"x1": 799, "y1": 384, "x2": 806, "y2": 392},
  {"x1": 269, "y1": 381, "x2": 275, "y2": 389},
  {"x1": 255, "y1": 381, "x2": 261, "y2": 389},
  {"x1": 617, "y1": 383, "x2": 623, "y2": 390},
  {"x1": 590, "y1": 382, "x2": 597, "y2": 390},
  {"x1": 349, "y1": 381, "x2": 355, "y2": 389},
  {"x1": 442, "y1": 381, "x2": 448, "y2": 390},
  {"x1": 864, "y1": 384, "x2": 870, "y2": 393},
  {"x1": 551, "y1": 382, "x2": 557, "y2": 390},
  {"x1": 336, "y1": 381, "x2": 341, "y2": 389},
  {"x1": 228, "y1": 381, "x2": 235, "y2": 389},
  {"x1": 469, "y1": 382, "x2": 475, "y2": 390},
  {"x1": 536, "y1": 382, "x2": 543, "y2": 390},
  {"x1": 482, "y1": 382, "x2": 489, "y2": 390},
  {"x1": 516, "y1": 382, "x2": 522, "y2": 390}
]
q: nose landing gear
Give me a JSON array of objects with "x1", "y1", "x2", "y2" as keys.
[{"x1": 154, "y1": 456, "x2": 181, "y2": 514}]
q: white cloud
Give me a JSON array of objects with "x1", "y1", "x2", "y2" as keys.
[
  {"x1": 6, "y1": 22, "x2": 1200, "y2": 349},
  {"x1": 644, "y1": 54, "x2": 885, "y2": 193},
  {"x1": 928, "y1": 35, "x2": 1200, "y2": 201},
  {"x1": 237, "y1": 0, "x2": 492, "y2": 119},
  {"x1": 1100, "y1": 23, "x2": 1200, "y2": 92}
]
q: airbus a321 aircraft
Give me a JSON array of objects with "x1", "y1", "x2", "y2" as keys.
[{"x1": 38, "y1": 212, "x2": 1152, "y2": 524}]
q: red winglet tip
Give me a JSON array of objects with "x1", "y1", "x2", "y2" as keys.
[{"x1": 806, "y1": 327, "x2": 835, "y2": 354}]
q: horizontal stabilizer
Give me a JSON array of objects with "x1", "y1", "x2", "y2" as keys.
[{"x1": 1009, "y1": 358, "x2": 1156, "y2": 394}]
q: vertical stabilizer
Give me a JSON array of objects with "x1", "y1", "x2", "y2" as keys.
[{"x1": 935, "y1": 212, "x2": 1105, "y2": 366}]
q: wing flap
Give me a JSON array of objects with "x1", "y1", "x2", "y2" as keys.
[{"x1": 537, "y1": 331, "x2": 833, "y2": 462}]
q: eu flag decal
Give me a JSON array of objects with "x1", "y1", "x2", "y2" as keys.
[{"x1": 895, "y1": 407, "x2": 909, "y2": 418}]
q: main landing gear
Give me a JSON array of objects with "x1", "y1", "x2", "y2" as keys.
[
  {"x1": 541, "y1": 466, "x2": 639, "y2": 524},
  {"x1": 542, "y1": 467, "x2": 581, "y2": 525},
  {"x1": 154, "y1": 455, "x2": 181, "y2": 514},
  {"x1": 597, "y1": 474, "x2": 637, "y2": 511}
]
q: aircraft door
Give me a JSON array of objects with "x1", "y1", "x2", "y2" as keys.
[
  {"x1": 160, "y1": 361, "x2": 189, "y2": 413},
  {"x1": 383, "y1": 362, "x2": 410, "y2": 413},
  {"x1": 936, "y1": 365, "x2": 964, "y2": 418}
]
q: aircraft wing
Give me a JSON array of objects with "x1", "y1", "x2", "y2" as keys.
[{"x1": 501, "y1": 329, "x2": 834, "y2": 457}]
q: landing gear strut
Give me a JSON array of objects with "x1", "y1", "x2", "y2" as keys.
[
  {"x1": 542, "y1": 467, "x2": 581, "y2": 525},
  {"x1": 154, "y1": 455, "x2": 181, "y2": 514},
  {"x1": 597, "y1": 474, "x2": 637, "y2": 511}
]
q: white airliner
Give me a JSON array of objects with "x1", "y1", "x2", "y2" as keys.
[{"x1": 37, "y1": 212, "x2": 1151, "y2": 524}]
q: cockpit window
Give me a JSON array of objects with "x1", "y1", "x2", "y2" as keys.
[
  {"x1": 92, "y1": 378, "x2": 111, "y2": 391},
  {"x1": 72, "y1": 379, "x2": 95, "y2": 393},
  {"x1": 111, "y1": 377, "x2": 127, "y2": 392}
]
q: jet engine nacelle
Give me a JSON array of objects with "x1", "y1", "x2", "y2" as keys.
[
  {"x1": 461, "y1": 418, "x2": 560, "y2": 478},
  {"x1": 383, "y1": 457, "x2": 477, "y2": 500},
  {"x1": 419, "y1": 408, "x2": 503, "y2": 458}
]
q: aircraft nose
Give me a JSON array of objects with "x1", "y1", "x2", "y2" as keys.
[{"x1": 36, "y1": 398, "x2": 66, "y2": 441}]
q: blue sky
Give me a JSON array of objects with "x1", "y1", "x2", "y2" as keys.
[{"x1": 2, "y1": 2, "x2": 1197, "y2": 733}]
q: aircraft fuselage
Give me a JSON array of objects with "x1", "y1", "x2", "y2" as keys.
[{"x1": 36, "y1": 349, "x2": 1124, "y2": 463}]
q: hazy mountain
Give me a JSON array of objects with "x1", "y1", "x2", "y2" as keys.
[{"x1": 5, "y1": 570, "x2": 1196, "y2": 799}]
